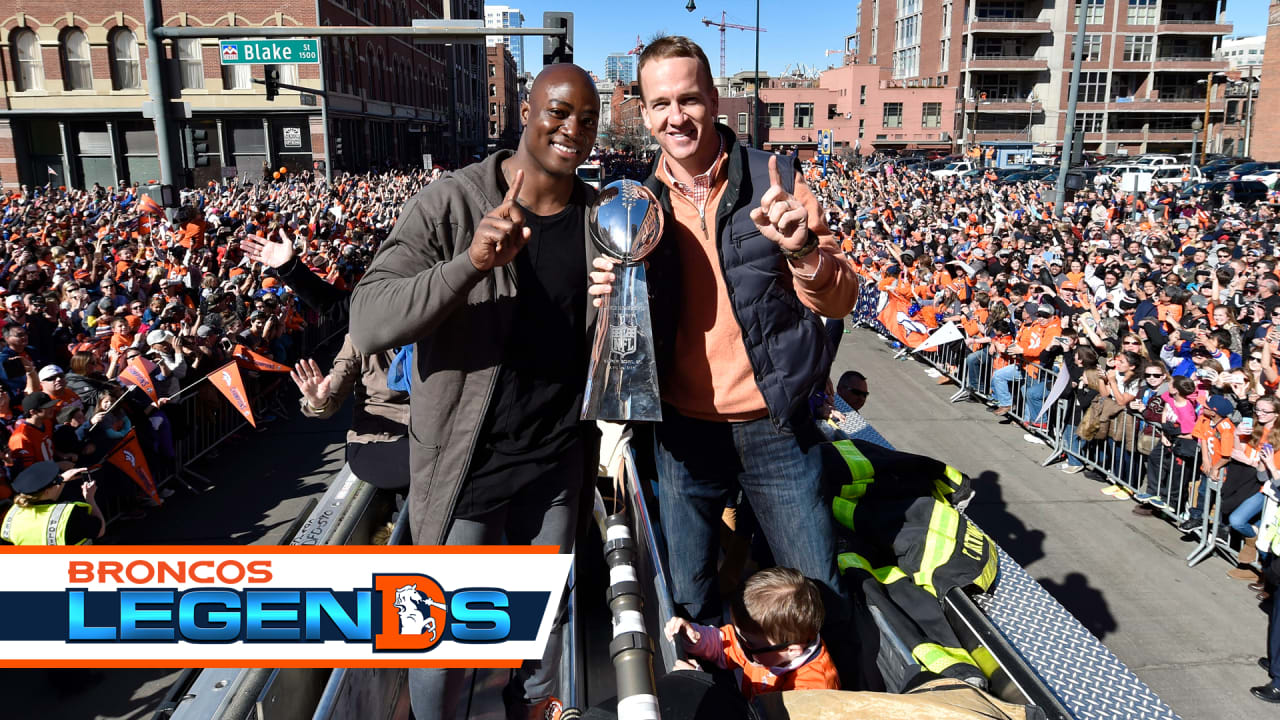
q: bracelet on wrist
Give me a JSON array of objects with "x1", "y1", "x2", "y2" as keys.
[{"x1": 781, "y1": 231, "x2": 820, "y2": 261}]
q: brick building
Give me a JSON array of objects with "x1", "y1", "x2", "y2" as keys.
[
  {"x1": 0, "y1": 0, "x2": 487, "y2": 190},
  {"x1": 1253, "y1": 3, "x2": 1280, "y2": 160},
  {"x1": 847, "y1": 0, "x2": 1235, "y2": 156},
  {"x1": 486, "y1": 42, "x2": 518, "y2": 151}
]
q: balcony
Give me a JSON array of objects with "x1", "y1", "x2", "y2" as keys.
[
  {"x1": 1152, "y1": 56, "x2": 1224, "y2": 71},
  {"x1": 972, "y1": 98, "x2": 1036, "y2": 113},
  {"x1": 966, "y1": 16, "x2": 1052, "y2": 33},
  {"x1": 964, "y1": 55, "x2": 1049, "y2": 71},
  {"x1": 1156, "y1": 19, "x2": 1233, "y2": 35},
  {"x1": 1107, "y1": 97, "x2": 1225, "y2": 112}
]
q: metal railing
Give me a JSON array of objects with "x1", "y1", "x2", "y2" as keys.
[{"x1": 859, "y1": 313, "x2": 1236, "y2": 569}]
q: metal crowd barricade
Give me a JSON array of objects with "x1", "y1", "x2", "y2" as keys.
[{"x1": 851, "y1": 317, "x2": 1236, "y2": 569}]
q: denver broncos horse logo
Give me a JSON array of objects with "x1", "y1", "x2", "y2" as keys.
[{"x1": 393, "y1": 583, "x2": 448, "y2": 642}]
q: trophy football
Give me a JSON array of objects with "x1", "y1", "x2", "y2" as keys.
[{"x1": 581, "y1": 180, "x2": 664, "y2": 422}]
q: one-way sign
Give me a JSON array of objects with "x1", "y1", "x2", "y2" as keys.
[{"x1": 219, "y1": 39, "x2": 320, "y2": 65}]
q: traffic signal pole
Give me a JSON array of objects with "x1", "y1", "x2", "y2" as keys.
[
  {"x1": 1053, "y1": 0, "x2": 1087, "y2": 218},
  {"x1": 141, "y1": 0, "x2": 569, "y2": 202}
]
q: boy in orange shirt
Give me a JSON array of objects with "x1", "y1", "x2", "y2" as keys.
[
  {"x1": 664, "y1": 567, "x2": 840, "y2": 700},
  {"x1": 1181, "y1": 394, "x2": 1236, "y2": 531}
]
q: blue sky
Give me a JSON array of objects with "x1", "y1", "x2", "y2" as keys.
[{"x1": 513, "y1": 0, "x2": 1271, "y2": 80}]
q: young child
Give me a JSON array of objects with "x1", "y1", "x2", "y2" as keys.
[{"x1": 664, "y1": 567, "x2": 840, "y2": 699}]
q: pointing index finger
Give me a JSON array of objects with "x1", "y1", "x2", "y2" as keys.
[
  {"x1": 505, "y1": 168, "x2": 525, "y2": 205},
  {"x1": 768, "y1": 155, "x2": 783, "y2": 190}
]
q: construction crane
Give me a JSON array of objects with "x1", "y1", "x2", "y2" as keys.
[
  {"x1": 627, "y1": 35, "x2": 644, "y2": 56},
  {"x1": 701, "y1": 12, "x2": 766, "y2": 78}
]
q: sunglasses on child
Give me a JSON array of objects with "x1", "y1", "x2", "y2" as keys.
[{"x1": 733, "y1": 627, "x2": 791, "y2": 662}]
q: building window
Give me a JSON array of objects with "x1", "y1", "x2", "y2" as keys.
[
  {"x1": 61, "y1": 28, "x2": 93, "y2": 91},
  {"x1": 738, "y1": 112, "x2": 748, "y2": 133},
  {"x1": 858, "y1": 118, "x2": 865, "y2": 138},
  {"x1": 940, "y1": 38, "x2": 949, "y2": 72},
  {"x1": 177, "y1": 39, "x2": 204, "y2": 90},
  {"x1": 489, "y1": 83, "x2": 497, "y2": 97},
  {"x1": 860, "y1": 85, "x2": 866, "y2": 105},
  {"x1": 110, "y1": 28, "x2": 142, "y2": 90},
  {"x1": 222, "y1": 61, "x2": 251, "y2": 90},
  {"x1": 717, "y1": 115, "x2": 728, "y2": 126},
  {"x1": 1072, "y1": 34, "x2": 1102, "y2": 62},
  {"x1": 883, "y1": 102, "x2": 903, "y2": 128},
  {"x1": 489, "y1": 63, "x2": 496, "y2": 77},
  {"x1": 1078, "y1": 71, "x2": 1108, "y2": 102},
  {"x1": 828, "y1": 103, "x2": 839, "y2": 120},
  {"x1": 922, "y1": 102, "x2": 942, "y2": 127},
  {"x1": 1073, "y1": 112, "x2": 1103, "y2": 132},
  {"x1": 1075, "y1": 0, "x2": 1105, "y2": 24},
  {"x1": 1126, "y1": 0, "x2": 1156, "y2": 25},
  {"x1": 794, "y1": 103, "x2": 814, "y2": 128},
  {"x1": 11, "y1": 29, "x2": 43, "y2": 92},
  {"x1": 1123, "y1": 35, "x2": 1153, "y2": 62},
  {"x1": 490, "y1": 102, "x2": 497, "y2": 116},
  {"x1": 767, "y1": 102, "x2": 785, "y2": 128}
]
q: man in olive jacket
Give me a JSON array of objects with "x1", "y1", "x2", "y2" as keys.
[{"x1": 350, "y1": 64, "x2": 600, "y2": 720}]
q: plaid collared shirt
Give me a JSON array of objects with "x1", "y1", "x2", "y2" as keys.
[{"x1": 663, "y1": 135, "x2": 725, "y2": 207}]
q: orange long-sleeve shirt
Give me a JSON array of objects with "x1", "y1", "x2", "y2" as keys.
[{"x1": 656, "y1": 152, "x2": 859, "y2": 421}]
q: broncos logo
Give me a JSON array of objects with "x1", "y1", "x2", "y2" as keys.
[
  {"x1": 221, "y1": 370, "x2": 233, "y2": 387},
  {"x1": 393, "y1": 583, "x2": 448, "y2": 642}
]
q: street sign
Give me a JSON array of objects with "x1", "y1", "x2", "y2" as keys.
[
  {"x1": 817, "y1": 129, "x2": 833, "y2": 157},
  {"x1": 219, "y1": 39, "x2": 320, "y2": 65}
]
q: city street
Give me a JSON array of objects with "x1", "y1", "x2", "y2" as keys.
[{"x1": 838, "y1": 327, "x2": 1268, "y2": 720}]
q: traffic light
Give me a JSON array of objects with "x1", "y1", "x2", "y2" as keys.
[
  {"x1": 543, "y1": 12, "x2": 573, "y2": 65},
  {"x1": 264, "y1": 65, "x2": 280, "y2": 101}
]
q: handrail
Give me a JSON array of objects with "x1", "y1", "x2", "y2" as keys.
[{"x1": 622, "y1": 446, "x2": 681, "y2": 672}]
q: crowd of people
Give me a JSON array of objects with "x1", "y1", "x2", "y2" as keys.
[
  {"x1": 810, "y1": 149, "x2": 1280, "y2": 701},
  {"x1": 0, "y1": 168, "x2": 427, "y2": 540}
]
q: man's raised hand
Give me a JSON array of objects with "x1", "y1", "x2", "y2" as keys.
[
  {"x1": 240, "y1": 228, "x2": 295, "y2": 269},
  {"x1": 749, "y1": 156, "x2": 810, "y2": 252},
  {"x1": 470, "y1": 168, "x2": 531, "y2": 272}
]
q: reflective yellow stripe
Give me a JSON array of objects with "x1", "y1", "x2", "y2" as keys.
[
  {"x1": 914, "y1": 503, "x2": 960, "y2": 596},
  {"x1": 975, "y1": 542, "x2": 999, "y2": 591},
  {"x1": 834, "y1": 440, "x2": 875, "y2": 481},
  {"x1": 913, "y1": 642, "x2": 977, "y2": 674},
  {"x1": 832, "y1": 496, "x2": 856, "y2": 534},
  {"x1": 971, "y1": 646, "x2": 1000, "y2": 678},
  {"x1": 836, "y1": 552, "x2": 908, "y2": 584},
  {"x1": 943, "y1": 465, "x2": 964, "y2": 491}
]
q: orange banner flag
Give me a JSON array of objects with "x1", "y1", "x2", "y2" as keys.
[
  {"x1": 232, "y1": 344, "x2": 292, "y2": 373},
  {"x1": 118, "y1": 356, "x2": 159, "y2": 403},
  {"x1": 212, "y1": 360, "x2": 256, "y2": 428},
  {"x1": 138, "y1": 193, "x2": 163, "y2": 216},
  {"x1": 100, "y1": 429, "x2": 160, "y2": 505}
]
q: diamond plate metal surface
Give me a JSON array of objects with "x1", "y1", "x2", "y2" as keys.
[{"x1": 834, "y1": 404, "x2": 1181, "y2": 720}]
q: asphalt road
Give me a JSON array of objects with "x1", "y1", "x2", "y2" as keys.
[
  {"x1": 3, "y1": 398, "x2": 350, "y2": 720},
  {"x1": 837, "y1": 326, "x2": 1268, "y2": 720}
]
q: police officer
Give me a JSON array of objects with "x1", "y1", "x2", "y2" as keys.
[{"x1": 0, "y1": 462, "x2": 102, "y2": 545}]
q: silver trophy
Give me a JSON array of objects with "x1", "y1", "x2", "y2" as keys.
[{"x1": 582, "y1": 180, "x2": 664, "y2": 422}]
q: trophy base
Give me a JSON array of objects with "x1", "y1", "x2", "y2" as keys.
[{"x1": 582, "y1": 264, "x2": 662, "y2": 423}]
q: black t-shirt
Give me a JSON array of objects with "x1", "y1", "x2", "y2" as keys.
[
  {"x1": 457, "y1": 185, "x2": 589, "y2": 519},
  {"x1": 0, "y1": 500, "x2": 98, "y2": 545}
]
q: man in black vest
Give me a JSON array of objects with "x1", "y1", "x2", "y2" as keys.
[{"x1": 589, "y1": 36, "x2": 861, "y2": 681}]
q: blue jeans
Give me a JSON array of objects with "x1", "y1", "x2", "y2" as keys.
[
  {"x1": 654, "y1": 408, "x2": 849, "y2": 634},
  {"x1": 1229, "y1": 492, "x2": 1266, "y2": 537},
  {"x1": 1187, "y1": 473, "x2": 1215, "y2": 519},
  {"x1": 991, "y1": 364, "x2": 1023, "y2": 408},
  {"x1": 1025, "y1": 376, "x2": 1048, "y2": 425},
  {"x1": 1062, "y1": 423, "x2": 1085, "y2": 467},
  {"x1": 964, "y1": 349, "x2": 990, "y2": 394},
  {"x1": 408, "y1": 442, "x2": 584, "y2": 720}
]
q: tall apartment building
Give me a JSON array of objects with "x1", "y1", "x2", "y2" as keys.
[
  {"x1": 0, "y1": 0, "x2": 491, "y2": 189},
  {"x1": 848, "y1": 0, "x2": 1235, "y2": 156},
  {"x1": 605, "y1": 53, "x2": 634, "y2": 84},
  {"x1": 1217, "y1": 35, "x2": 1264, "y2": 70},
  {"x1": 483, "y1": 5, "x2": 524, "y2": 75},
  {"x1": 486, "y1": 43, "x2": 519, "y2": 150}
]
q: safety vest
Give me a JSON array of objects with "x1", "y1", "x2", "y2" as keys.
[{"x1": 0, "y1": 501, "x2": 91, "y2": 545}]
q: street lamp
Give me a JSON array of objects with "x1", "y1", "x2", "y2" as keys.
[
  {"x1": 1195, "y1": 71, "x2": 1226, "y2": 164},
  {"x1": 1191, "y1": 117, "x2": 1203, "y2": 166}
]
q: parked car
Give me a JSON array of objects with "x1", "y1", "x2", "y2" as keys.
[
  {"x1": 1133, "y1": 154, "x2": 1179, "y2": 167},
  {"x1": 1149, "y1": 165, "x2": 1204, "y2": 187},
  {"x1": 1241, "y1": 168, "x2": 1280, "y2": 189},
  {"x1": 932, "y1": 161, "x2": 975, "y2": 178},
  {"x1": 1225, "y1": 162, "x2": 1280, "y2": 181},
  {"x1": 1178, "y1": 180, "x2": 1269, "y2": 207}
]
